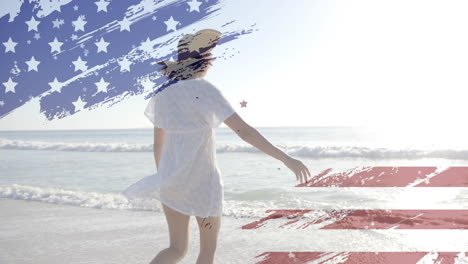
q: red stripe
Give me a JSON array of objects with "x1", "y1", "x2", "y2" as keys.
[
  {"x1": 254, "y1": 251, "x2": 463, "y2": 264},
  {"x1": 241, "y1": 209, "x2": 468, "y2": 229},
  {"x1": 245, "y1": 166, "x2": 467, "y2": 262},
  {"x1": 420, "y1": 167, "x2": 468, "y2": 187},
  {"x1": 300, "y1": 166, "x2": 468, "y2": 187}
]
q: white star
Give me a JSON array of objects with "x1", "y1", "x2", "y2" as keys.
[
  {"x1": 164, "y1": 16, "x2": 179, "y2": 32},
  {"x1": 51, "y1": 1, "x2": 62, "y2": 13},
  {"x1": 0, "y1": 101, "x2": 4, "y2": 107},
  {"x1": 25, "y1": 16, "x2": 40, "y2": 32},
  {"x1": 72, "y1": 96, "x2": 86, "y2": 112},
  {"x1": 72, "y1": 15, "x2": 87, "y2": 32},
  {"x1": 140, "y1": 37, "x2": 153, "y2": 53},
  {"x1": 70, "y1": 34, "x2": 78, "y2": 41},
  {"x1": 25, "y1": 56, "x2": 41, "y2": 72},
  {"x1": 95, "y1": 0, "x2": 110, "y2": 12},
  {"x1": 48, "y1": 77, "x2": 64, "y2": 93},
  {"x1": 34, "y1": 33, "x2": 40, "y2": 40},
  {"x1": 118, "y1": 16, "x2": 131, "y2": 32},
  {"x1": 3, "y1": 77, "x2": 17, "y2": 93},
  {"x1": 48, "y1": 37, "x2": 63, "y2": 53},
  {"x1": 3, "y1": 37, "x2": 18, "y2": 53},
  {"x1": 94, "y1": 77, "x2": 109, "y2": 94},
  {"x1": 118, "y1": 57, "x2": 132, "y2": 72},
  {"x1": 95, "y1": 37, "x2": 110, "y2": 53},
  {"x1": 72, "y1": 56, "x2": 88, "y2": 72},
  {"x1": 187, "y1": 0, "x2": 202, "y2": 12},
  {"x1": 151, "y1": 15, "x2": 157, "y2": 21},
  {"x1": 73, "y1": 5, "x2": 79, "y2": 11},
  {"x1": 52, "y1": 18, "x2": 63, "y2": 29},
  {"x1": 27, "y1": 40, "x2": 31, "y2": 44}
]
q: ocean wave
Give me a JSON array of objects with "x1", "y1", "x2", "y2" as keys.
[
  {"x1": 2, "y1": 184, "x2": 466, "y2": 218},
  {"x1": 0, "y1": 138, "x2": 151, "y2": 152},
  {"x1": 1, "y1": 138, "x2": 468, "y2": 160},
  {"x1": 0, "y1": 184, "x2": 324, "y2": 218}
]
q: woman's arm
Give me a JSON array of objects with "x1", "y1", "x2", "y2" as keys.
[
  {"x1": 224, "y1": 113, "x2": 311, "y2": 183},
  {"x1": 153, "y1": 127, "x2": 166, "y2": 170}
]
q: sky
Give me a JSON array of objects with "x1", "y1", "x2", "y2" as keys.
[{"x1": 1, "y1": 0, "x2": 468, "y2": 131}]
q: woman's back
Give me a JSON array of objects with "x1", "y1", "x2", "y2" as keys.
[
  {"x1": 124, "y1": 78, "x2": 237, "y2": 218},
  {"x1": 145, "y1": 78, "x2": 236, "y2": 132}
]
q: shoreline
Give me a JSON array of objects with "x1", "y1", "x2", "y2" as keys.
[{"x1": 2, "y1": 198, "x2": 467, "y2": 263}]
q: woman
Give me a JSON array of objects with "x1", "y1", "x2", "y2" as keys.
[{"x1": 123, "y1": 29, "x2": 311, "y2": 264}]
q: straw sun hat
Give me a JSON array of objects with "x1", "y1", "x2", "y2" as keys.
[{"x1": 157, "y1": 29, "x2": 222, "y2": 79}]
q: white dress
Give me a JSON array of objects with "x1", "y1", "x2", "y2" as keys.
[{"x1": 122, "y1": 78, "x2": 236, "y2": 218}]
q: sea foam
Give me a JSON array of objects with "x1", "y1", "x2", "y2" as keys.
[{"x1": 2, "y1": 137, "x2": 468, "y2": 160}]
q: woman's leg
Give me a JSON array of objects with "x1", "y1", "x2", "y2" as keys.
[
  {"x1": 150, "y1": 202, "x2": 190, "y2": 264},
  {"x1": 195, "y1": 215, "x2": 221, "y2": 264}
]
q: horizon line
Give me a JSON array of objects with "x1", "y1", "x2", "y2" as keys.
[{"x1": 0, "y1": 125, "x2": 369, "y2": 132}]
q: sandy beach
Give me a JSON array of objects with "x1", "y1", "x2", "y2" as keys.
[
  {"x1": 2, "y1": 197, "x2": 468, "y2": 264},
  {"x1": 0, "y1": 198, "x2": 268, "y2": 264}
]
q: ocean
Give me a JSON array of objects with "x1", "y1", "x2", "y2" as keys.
[
  {"x1": 2, "y1": 127, "x2": 468, "y2": 264},
  {"x1": 1, "y1": 127, "x2": 468, "y2": 217}
]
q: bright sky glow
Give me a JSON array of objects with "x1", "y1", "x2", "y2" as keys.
[{"x1": 1, "y1": 0, "x2": 467, "y2": 132}]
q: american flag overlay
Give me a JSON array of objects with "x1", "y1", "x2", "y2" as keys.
[
  {"x1": 247, "y1": 166, "x2": 468, "y2": 264},
  {"x1": 0, "y1": 0, "x2": 256, "y2": 120}
]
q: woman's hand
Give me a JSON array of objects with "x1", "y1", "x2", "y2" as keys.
[{"x1": 282, "y1": 156, "x2": 311, "y2": 184}]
